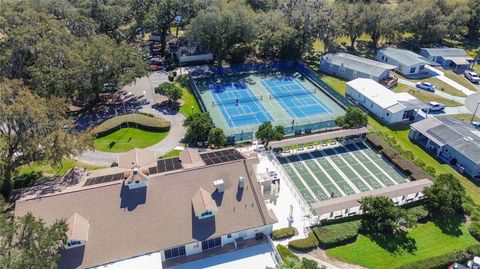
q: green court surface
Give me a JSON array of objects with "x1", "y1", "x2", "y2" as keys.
[{"x1": 277, "y1": 143, "x2": 409, "y2": 207}]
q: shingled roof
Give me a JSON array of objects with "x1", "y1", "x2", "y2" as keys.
[{"x1": 14, "y1": 153, "x2": 275, "y2": 269}]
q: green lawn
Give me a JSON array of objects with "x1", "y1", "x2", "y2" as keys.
[
  {"x1": 163, "y1": 149, "x2": 182, "y2": 158},
  {"x1": 392, "y1": 83, "x2": 463, "y2": 107},
  {"x1": 177, "y1": 77, "x2": 201, "y2": 117},
  {"x1": 316, "y1": 73, "x2": 348, "y2": 95},
  {"x1": 438, "y1": 113, "x2": 480, "y2": 122},
  {"x1": 19, "y1": 159, "x2": 103, "y2": 176},
  {"x1": 442, "y1": 69, "x2": 478, "y2": 92},
  {"x1": 94, "y1": 127, "x2": 168, "y2": 153},
  {"x1": 327, "y1": 220, "x2": 478, "y2": 269}
]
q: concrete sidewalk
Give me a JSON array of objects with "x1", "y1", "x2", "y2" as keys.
[{"x1": 426, "y1": 66, "x2": 476, "y2": 96}]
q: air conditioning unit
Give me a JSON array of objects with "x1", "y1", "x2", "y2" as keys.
[
  {"x1": 238, "y1": 177, "x2": 244, "y2": 188},
  {"x1": 213, "y1": 179, "x2": 224, "y2": 193}
]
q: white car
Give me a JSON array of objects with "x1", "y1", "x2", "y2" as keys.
[
  {"x1": 416, "y1": 82, "x2": 436, "y2": 92},
  {"x1": 423, "y1": 101, "x2": 446, "y2": 112},
  {"x1": 465, "y1": 71, "x2": 480, "y2": 83}
]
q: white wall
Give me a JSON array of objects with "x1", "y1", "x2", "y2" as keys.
[
  {"x1": 376, "y1": 51, "x2": 426, "y2": 76},
  {"x1": 178, "y1": 53, "x2": 213, "y2": 64}
]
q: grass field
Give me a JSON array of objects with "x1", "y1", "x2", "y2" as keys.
[
  {"x1": 392, "y1": 83, "x2": 463, "y2": 107},
  {"x1": 317, "y1": 73, "x2": 348, "y2": 95},
  {"x1": 163, "y1": 149, "x2": 182, "y2": 158},
  {"x1": 19, "y1": 159, "x2": 103, "y2": 176},
  {"x1": 442, "y1": 69, "x2": 478, "y2": 92},
  {"x1": 94, "y1": 127, "x2": 168, "y2": 153},
  {"x1": 327, "y1": 219, "x2": 478, "y2": 269},
  {"x1": 177, "y1": 77, "x2": 201, "y2": 117},
  {"x1": 439, "y1": 113, "x2": 480, "y2": 122}
]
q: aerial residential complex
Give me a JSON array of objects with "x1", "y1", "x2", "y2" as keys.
[{"x1": 6, "y1": 1, "x2": 480, "y2": 269}]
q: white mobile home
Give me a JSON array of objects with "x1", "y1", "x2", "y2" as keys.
[{"x1": 376, "y1": 48, "x2": 437, "y2": 77}]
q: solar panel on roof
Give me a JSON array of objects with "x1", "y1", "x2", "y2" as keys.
[
  {"x1": 148, "y1": 157, "x2": 184, "y2": 175},
  {"x1": 199, "y1": 149, "x2": 245, "y2": 165},
  {"x1": 83, "y1": 172, "x2": 124, "y2": 187}
]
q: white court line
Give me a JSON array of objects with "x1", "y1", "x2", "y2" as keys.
[
  {"x1": 307, "y1": 153, "x2": 347, "y2": 197},
  {"x1": 320, "y1": 153, "x2": 360, "y2": 194},
  {"x1": 332, "y1": 147, "x2": 374, "y2": 192},
  {"x1": 344, "y1": 148, "x2": 387, "y2": 188},
  {"x1": 286, "y1": 163, "x2": 319, "y2": 202},
  {"x1": 351, "y1": 144, "x2": 399, "y2": 186},
  {"x1": 297, "y1": 155, "x2": 335, "y2": 199}
]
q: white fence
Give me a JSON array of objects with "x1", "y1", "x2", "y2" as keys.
[{"x1": 267, "y1": 152, "x2": 317, "y2": 230}]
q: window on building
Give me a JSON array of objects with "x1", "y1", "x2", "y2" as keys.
[
  {"x1": 353, "y1": 71, "x2": 358, "y2": 77},
  {"x1": 201, "y1": 237, "x2": 221, "y2": 251},
  {"x1": 339, "y1": 66, "x2": 345, "y2": 74},
  {"x1": 164, "y1": 246, "x2": 186, "y2": 259},
  {"x1": 410, "y1": 67, "x2": 416, "y2": 73},
  {"x1": 329, "y1": 64, "x2": 333, "y2": 71},
  {"x1": 419, "y1": 65, "x2": 425, "y2": 70},
  {"x1": 402, "y1": 110, "x2": 414, "y2": 119},
  {"x1": 320, "y1": 61, "x2": 325, "y2": 67},
  {"x1": 381, "y1": 55, "x2": 384, "y2": 61},
  {"x1": 227, "y1": 234, "x2": 232, "y2": 238}
]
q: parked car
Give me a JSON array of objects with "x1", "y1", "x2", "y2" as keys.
[
  {"x1": 472, "y1": 121, "x2": 480, "y2": 129},
  {"x1": 422, "y1": 101, "x2": 446, "y2": 112},
  {"x1": 465, "y1": 71, "x2": 480, "y2": 83},
  {"x1": 416, "y1": 82, "x2": 436, "y2": 92}
]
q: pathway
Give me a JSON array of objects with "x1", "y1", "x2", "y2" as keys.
[
  {"x1": 426, "y1": 66, "x2": 476, "y2": 96},
  {"x1": 77, "y1": 71, "x2": 187, "y2": 166}
]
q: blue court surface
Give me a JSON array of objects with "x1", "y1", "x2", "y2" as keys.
[
  {"x1": 209, "y1": 82, "x2": 272, "y2": 128},
  {"x1": 262, "y1": 77, "x2": 332, "y2": 118}
]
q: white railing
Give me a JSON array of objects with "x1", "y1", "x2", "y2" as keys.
[
  {"x1": 266, "y1": 233, "x2": 282, "y2": 266},
  {"x1": 268, "y1": 152, "x2": 312, "y2": 230}
]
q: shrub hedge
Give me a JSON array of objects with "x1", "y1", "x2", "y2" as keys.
[
  {"x1": 93, "y1": 114, "x2": 170, "y2": 137},
  {"x1": 272, "y1": 227, "x2": 297, "y2": 240},
  {"x1": 395, "y1": 244, "x2": 480, "y2": 269},
  {"x1": 288, "y1": 231, "x2": 318, "y2": 251},
  {"x1": 276, "y1": 244, "x2": 298, "y2": 261},
  {"x1": 468, "y1": 222, "x2": 480, "y2": 241},
  {"x1": 301, "y1": 258, "x2": 318, "y2": 269},
  {"x1": 313, "y1": 220, "x2": 361, "y2": 248},
  {"x1": 407, "y1": 205, "x2": 429, "y2": 223},
  {"x1": 366, "y1": 134, "x2": 432, "y2": 181}
]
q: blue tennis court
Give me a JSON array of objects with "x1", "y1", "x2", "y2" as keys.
[
  {"x1": 209, "y1": 82, "x2": 272, "y2": 128},
  {"x1": 262, "y1": 77, "x2": 332, "y2": 118}
]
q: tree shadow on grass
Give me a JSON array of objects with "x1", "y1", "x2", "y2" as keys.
[
  {"x1": 369, "y1": 231, "x2": 417, "y2": 255},
  {"x1": 432, "y1": 215, "x2": 464, "y2": 237}
]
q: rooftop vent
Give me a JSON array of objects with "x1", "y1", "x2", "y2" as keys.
[
  {"x1": 213, "y1": 179, "x2": 224, "y2": 193},
  {"x1": 238, "y1": 177, "x2": 244, "y2": 188}
]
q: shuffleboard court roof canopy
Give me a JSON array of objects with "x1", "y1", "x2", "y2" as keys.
[
  {"x1": 311, "y1": 179, "x2": 433, "y2": 217},
  {"x1": 268, "y1": 127, "x2": 368, "y2": 149}
]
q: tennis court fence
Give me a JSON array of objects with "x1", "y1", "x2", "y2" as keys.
[{"x1": 187, "y1": 61, "x2": 352, "y2": 143}]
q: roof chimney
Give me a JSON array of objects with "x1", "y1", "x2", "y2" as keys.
[
  {"x1": 213, "y1": 179, "x2": 224, "y2": 193},
  {"x1": 238, "y1": 177, "x2": 244, "y2": 188}
]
